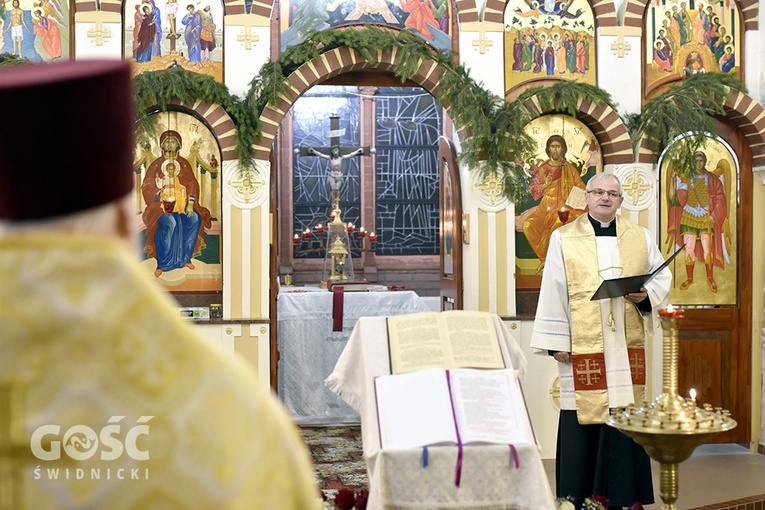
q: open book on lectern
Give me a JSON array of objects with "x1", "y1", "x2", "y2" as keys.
[
  {"x1": 590, "y1": 246, "x2": 684, "y2": 301},
  {"x1": 385, "y1": 311, "x2": 506, "y2": 375},
  {"x1": 374, "y1": 368, "x2": 536, "y2": 451}
]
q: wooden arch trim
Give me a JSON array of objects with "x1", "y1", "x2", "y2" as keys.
[
  {"x1": 621, "y1": 0, "x2": 759, "y2": 30},
  {"x1": 160, "y1": 99, "x2": 239, "y2": 161},
  {"x1": 636, "y1": 89, "x2": 765, "y2": 166},
  {"x1": 456, "y1": 0, "x2": 481, "y2": 23},
  {"x1": 518, "y1": 94, "x2": 633, "y2": 165},
  {"x1": 254, "y1": 46, "x2": 446, "y2": 159}
]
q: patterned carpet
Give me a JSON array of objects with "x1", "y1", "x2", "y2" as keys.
[{"x1": 300, "y1": 426, "x2": 369, "y2": 509}]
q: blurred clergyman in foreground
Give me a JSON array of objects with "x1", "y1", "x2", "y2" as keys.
[{"x1": 0, "y1": 59, "x2": 321, "y2": 510}]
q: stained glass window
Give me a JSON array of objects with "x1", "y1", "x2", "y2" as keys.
[
  {"x1": 290, "y1": 85, "x2": 441, "y2": 258},
  {"x1": 375, "y1": 87, "x2": 441, "y2": 255}
]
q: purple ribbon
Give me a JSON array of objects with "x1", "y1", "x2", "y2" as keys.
[
  {"x1": 445, "y1": 370, "x2": 463, "y2": 487},
  {"x1": 509, "y1": 444, "x2": 519, "y2": 469}
]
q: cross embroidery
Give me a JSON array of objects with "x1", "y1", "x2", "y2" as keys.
[
  {"x1": 236, "y1": 26, "x2": 260, "y2": 50},
  {"x1": 629, "y1": 349, "x2": 646, "y2": 384},
  {"x1": 576, "y1": 358, "x2": 603, "y2": 386}
]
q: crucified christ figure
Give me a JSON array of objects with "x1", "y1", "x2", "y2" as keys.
[{"x1": 308, "y1": 146, "x2": 364, "y2": 207}]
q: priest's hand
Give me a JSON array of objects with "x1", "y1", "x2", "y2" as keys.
[
  {"x1": 625, "y1": 286, "x2": 648, "y2": 304},
  {"x1": 553, "y1": 351, "x2": 571, "y2": 363}
]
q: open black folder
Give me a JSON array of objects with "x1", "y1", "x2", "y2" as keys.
[{"x1": 590, "y1": 246, "x2": 684, "y2": 301}]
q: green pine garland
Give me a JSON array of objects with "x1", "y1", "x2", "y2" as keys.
[
  {"x1": 4, "y1": 29, "x2": 746, "y2": 201},
  {"x1": 134, "y1": 66, "x2": 260, "y2": 171},
  {"x1": 627, "y1": 72, "x2": 746, "y2": 176},
  {"x1": 0, "y1": 53, "x2": 29, "y2": 68}
]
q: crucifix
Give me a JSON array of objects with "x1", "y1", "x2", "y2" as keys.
[
  {"x1": 297, "y1": 114, "x2": 373, "y2": 208},
  {"x1": 0, "y1": 384, "x2": 34, "y2": 510}
]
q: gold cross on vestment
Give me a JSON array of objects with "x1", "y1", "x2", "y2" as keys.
[
  {"x1": 0, "y1": 384, "x2": 34, "y2": 510},
  {"x1": 629, "y1": 351, "x2": 645, "y2": 381},
  {"x1": 236, "y1": 26, "x2": 260, "y2": 50},
  {"x1": 87, "y1": 22, "x2": 112, "y2": 46},
  {"x1": 576, "y1": 359, "x2": 603, "y2": 386},
  {"x1": 610, "y1": 34, "x2": 631, "y2": 58},
  {"x1": 471, "y1": 31, "x2": 493, "y2": 54}
]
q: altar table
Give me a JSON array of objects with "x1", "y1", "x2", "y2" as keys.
[
  {"x1": 277, "y1": 288, "x2": 429, "y2": 425},
  {"x1": 326, "y1": 315, "x2": 557, "y2": 510}
]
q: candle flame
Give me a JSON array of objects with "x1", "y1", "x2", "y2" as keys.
[
  {"x1": 690, "y1": 388, "x2": 696, "y2": 400},
  {"x1": 666, "y1": 303, "x2": 675, "y2": 313}
]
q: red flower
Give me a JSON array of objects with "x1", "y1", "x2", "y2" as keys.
[
  {"x1": 354, "y1": 489, "x2": 369, "y2": 510},
  {"x1": 592, "y1": 495, "x2": 610, "y2": 507},
  {"x1": 630, "y1": 503, "x2": 644, "y2": 510},
  {"x1": 335, "y1": 488, "x2": 356, "y2": 510}
]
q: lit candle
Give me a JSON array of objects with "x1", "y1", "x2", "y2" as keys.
[
  {"x1": 690, "y1": 388, "x2": 697, "y2": 405},
  {"x1": 347, "y1": 222, "x2": 355, "y2": 233},
  {"x1": 357, "y1": 227, "x2": 366, "y2": 238},
  {"x1": 303, "y1": 228, "x2": 313, "y2": 239},
  {"x1": 292, "y1": 234, "x2": 301, "y2": 245},
  {"x1": 658, "y1": 304, "x2": 685, "y2": 318},
  {"x1": 315, "y1": 223, "x2": 325, "y2": 234},
  {"x1": 368, "y1": 232, "x2": 377, "y2": 243}
]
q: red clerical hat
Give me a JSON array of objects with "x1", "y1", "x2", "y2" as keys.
[{"x1": 0, "y1": 59, "x2": 135, "y2": 220}]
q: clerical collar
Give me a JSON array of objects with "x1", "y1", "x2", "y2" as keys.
[{"x1": 587, "y1": 213, "x2": 616, "y2": 236}]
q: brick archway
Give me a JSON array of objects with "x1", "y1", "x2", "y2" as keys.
[
  {"x1": 515, "y1": 95, "x2": 634, "y2": 165},
  {"x1": 152, "y1": 99, "x2": 239, "y2": 161},
  {"x1": 621, "y1": 0, "x2": 758, "y2": 30},
  {"x1": 254, "y1": 46, "x2": 446, "y2": 159},
  {"x1": 636, "y1": 89, "x2": 765, "y2": 166}
]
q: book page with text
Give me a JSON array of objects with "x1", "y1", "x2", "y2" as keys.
[
  {"x1": 449, "y1": 369, "x2": 535, "y2": 446},
  {"x1": 443, "y1": 313, "x2": 505, "y2": 369},
  {"x1": 387, "y1": 313, "x2": 450, "y2": 373},
  {"x1": 374, "y1": 368, "x2": 457, "y2": 450}
]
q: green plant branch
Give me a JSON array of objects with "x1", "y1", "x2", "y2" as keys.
[
  {"x1": 112, "y1": 26, "x2": 747, "y2": 200},
  {"x1": 628, "y1": 72, "x2": 746, "y2": 176}
]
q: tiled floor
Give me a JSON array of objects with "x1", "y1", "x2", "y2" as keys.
[{"x1": 543, "y1": 444, "x2": 765, "y2": 510}]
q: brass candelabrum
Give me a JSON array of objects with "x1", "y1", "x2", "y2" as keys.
[
  {"x1": 607, "y1": 306, "x2": 736, "y2": 510},
  {"x1": 292, "y1": 207, "x2": 377, "y2": 283},
  {"x1": 292, "y1": 209, "x2": 377, "y2": 257}
]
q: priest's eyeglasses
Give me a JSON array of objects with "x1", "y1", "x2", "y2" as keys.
[{"x1": 587, "y1": 188, "x2": 621, "y2": 198}]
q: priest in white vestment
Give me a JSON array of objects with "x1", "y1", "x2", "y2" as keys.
[
  {"x1": 0, "y1": 60, "x2": 322, "y2": 510},
  {"x1": 530, "y1": 172, "x2": 671, "y2": 509}
]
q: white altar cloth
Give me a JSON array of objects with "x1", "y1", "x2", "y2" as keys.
[
  {"x1": 277, "y1": 289, "x2": 429, "y2": 425},
  {"x1": 326, "y1": 315, "x2": 557, "y2": 510}
]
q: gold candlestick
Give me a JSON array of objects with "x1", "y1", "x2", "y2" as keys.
[{"x1": 606, "y1": 306, "x2": 736, "y2": 510}]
